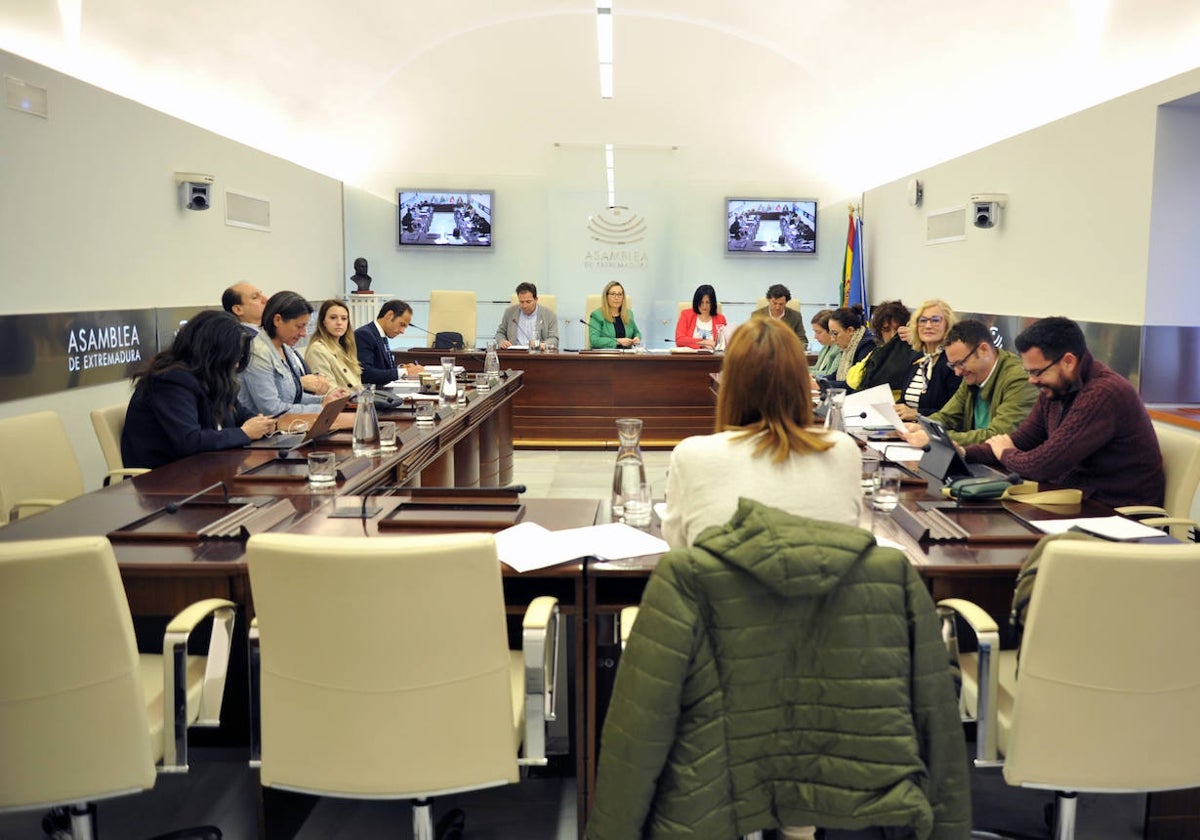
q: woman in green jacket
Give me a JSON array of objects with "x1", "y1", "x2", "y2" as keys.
[{"x1": 588, "y1": 280, "x2": 642, "y2": 349}]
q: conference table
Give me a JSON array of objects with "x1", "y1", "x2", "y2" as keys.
[
  {"x1": 407, "y1": 349, "x2": 724, "y2": 446},
  {"x1": 3, "y1": 368, "x2": 1194, "y2": 837}
]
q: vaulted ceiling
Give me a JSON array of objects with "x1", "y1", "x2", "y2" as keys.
[{"x1": 4, "y1": 1, "x2": 1200, "y2": 203}]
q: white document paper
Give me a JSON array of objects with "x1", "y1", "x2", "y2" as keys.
[
  {"x1": 494, "y1": 521, "x2": 670, "y2": 573},
  {"x1": 842, "y1": 384, "x2": 895, "y2": 427},
  {"x1": 1029, "y1": 515, "x2": 1166, "y2": 541},
  {"x1": 866, "y1": 441, "x2": 927, "y2": 461},
  {"x1": 869, "y1": 402, "x2": 908, "y2": 433}
]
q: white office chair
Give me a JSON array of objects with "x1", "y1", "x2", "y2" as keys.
[
  {"x1": 584, "y1": 293, "x2": 633, "y2": 349},
  {"x1": 427, "y1": 290, "x2": 477, "y2": 349},
  {"x1": 1114, "y1": 422, "x2": 1200, "y2": 541},
  {"x1": 0, "y1": 536, "x2": 236, "y2": 839},
  {"x1": 0, "y1": 410, "x2": 85, "y2": 521},
  {"x1": 246, "y1": 531, "x2": 559, "y2": 839},
  {"x1": 939, "y1": 538, "x2": 1200, "y2": 838},
  {"x1": 90, "y1": 403, "x2": 151, "y2": 486}
]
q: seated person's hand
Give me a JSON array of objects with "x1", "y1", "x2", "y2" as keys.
[
  {"x1": 499, "y1": 339, "x2": 512, "y2": 349},
  {"x1": 895, "y1": 403, "x2": 918, "y2": 422},
  {"x1": 322, "y1": 387, "x2": 351, "y2": 406},
  {"x1": 698, "y1": 337, "x2": 715, "y2": 350},
  {"x1": 241, "y1": 414, "x2": 276, "y2": 440},
  {"x1": 401, "y1": 362, "x2": 424, "y2": 378},
  {"x1": 631, "y1": 336, "x2": 641, "y2": 346},
  {"x1": 901, "y1": 425, "x2": 929, "y2": 449},
  {"x1": 896, "y1": 325, "x2": 912, "y2": 344},
  {"x1": 301, "y1": 373, "x2": 331, "y2": 395},
  {"x1": 986, "y1": 433, "x2": 1014, "y2": 460},
  {"x1": 616, "y1": 337, "x2": 633, "y2": 347}
]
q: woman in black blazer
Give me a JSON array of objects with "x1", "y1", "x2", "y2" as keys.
[
  {"x1": 897, "y1": 299, "x2": 961, "y2": 420},
  {"x1": 122, "y1": 311, "x2": 275, "y2": 469}
]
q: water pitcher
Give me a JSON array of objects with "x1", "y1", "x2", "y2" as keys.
[
  {"x1": 439, "y1": 356, "x2": 458, "y2": 404},
  {"x1": 483, "y1": 340, "x2": 501, "y2": 387},
  {"x1": 352, "y1": 385, "x2": 382, "y2": 456},
  {"x1": 611, "y1": 418, "x2": 647, "y2": 519}
]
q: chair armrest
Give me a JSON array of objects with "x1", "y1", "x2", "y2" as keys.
[
  {"x1": 519, "y1": 596, "x2": 560, "y2": 766},
  {"x1": 619, "y1": 606, "x2": 639, "y2": 650},
  {"x1": 249, "y1": 617, "x2": 261, "y2": 768},
  {"x1": 8, "y1": 498, "x2": 63, "y2": 521},
  {"x1": 161, "y1": 598, "x2": 237, "y2": 772},
  {"x1": 103, "y1": 468, "x2": 150, "y2": 486},
  {"x1": 1114, "y1": 505, "x2": 1168, "y2": 518},
  {"x1": 937, "y1": 598, "x2": 1001, "y2": 764}
]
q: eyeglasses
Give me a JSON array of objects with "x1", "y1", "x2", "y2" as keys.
[
  {"x1": 917, "y1": 315, "x2": 944, "y2": 325},
  {"x1": 1024, "y1": 357, "x2": 1062, "y2": 378},
  {"x1": 607, "y1": 291, "x2": 624, "y2": 297},
  {"x1": 828, "y1": 329, "x2": 841, "y2": 338},
  {"x1": 946, "y1": 345, "x2": 979, "y2": 371}
]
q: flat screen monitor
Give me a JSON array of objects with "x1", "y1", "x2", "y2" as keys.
[
  {"x1": 398, "y1": 190, "x2": 493, "y2": 247},
  {"x1": 726, "y1": 198, "x2": 816, "y2": 254}
]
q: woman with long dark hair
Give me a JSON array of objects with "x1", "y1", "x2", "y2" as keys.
[
  {"x1": 674, "y1": 284, "x2": 727, "y2": 350},
  {"x1": 121, "y1": 310, "x2": 275, "y2": 469}
]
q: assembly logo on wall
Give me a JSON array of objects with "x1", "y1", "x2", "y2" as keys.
[{"x1": 583, "y1": 205, "x2": 648, "y2": 271}]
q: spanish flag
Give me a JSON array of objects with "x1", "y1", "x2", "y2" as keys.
[{"x1": 840, "y1": 206, "x2": 866, "y2": 309}]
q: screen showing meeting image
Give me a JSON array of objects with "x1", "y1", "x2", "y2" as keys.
[
  {"x1": 726, "y1": 199, "x2": 816, "y2": 254},
  {"x1": 398, "y1": 191, "x2": 493, "y2": 247}
]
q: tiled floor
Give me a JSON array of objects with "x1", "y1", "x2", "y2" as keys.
[{"x1": 0, "y1": 450, "x2": 1150, "y2": 839}]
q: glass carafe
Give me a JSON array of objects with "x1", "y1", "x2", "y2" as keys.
[
  {"x1": 824, "y1": 387, "x2": 847, "y2": 433},
  {"x1": 352, "y1": 385, "x2": 382, "y2": 456},
  {"x1": 439, "y1": 356, "x2": 457, "y2": 405},
  {"x1": 611, "y1": 418, "x2": 648, "y2": 520},
  {"x1": 483, "y1": 340, "x2": 500, "y2": 387}
]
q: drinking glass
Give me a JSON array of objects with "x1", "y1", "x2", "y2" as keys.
[
  {"x1": 872, "y1": 469, "x2": 902, "y2": 512},
  {"x1": 415, "y1": 401, "x2": 436, "y2": 426},
  {"x1": 860, "y1": 451, "x2": 881, "y2": 495},
  {"x1": 306, "y1": 452, "x2": 337, "y2": 486},
  {"x1": 622, "y1": 482, "x2": 653, "y2": 528},
  {"x1": 378, "y1": 421, "x2": 397, "y2": 450}
]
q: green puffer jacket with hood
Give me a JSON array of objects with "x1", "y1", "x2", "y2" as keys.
[{"x1": 585, "y1": 498, "x2": 971, "y2": 839}]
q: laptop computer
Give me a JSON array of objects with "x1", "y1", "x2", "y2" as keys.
[
  {"x1": 246, "y1": 394, "x2": 352, "y2": 449},
  {"x1": 916, "y1": 415, "x2": 1008, "y2": 483}
]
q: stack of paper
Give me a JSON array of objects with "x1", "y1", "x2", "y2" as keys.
[
  {"x1": 494, "y1": 521, "x2": 670, "y2": 572},
  {"x1": 1030, "y1": 516, "x2": 1166, "y2": 541}
]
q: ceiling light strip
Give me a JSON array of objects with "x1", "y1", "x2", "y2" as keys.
[{"x1": 596, "y1": 2, "x2": 613, "y2": 98}]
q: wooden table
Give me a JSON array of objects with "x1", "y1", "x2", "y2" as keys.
[{"x1": 406, "y1": 349, "x2": 723, "y2": 447}]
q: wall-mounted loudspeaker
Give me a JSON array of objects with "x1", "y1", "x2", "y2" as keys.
[{"x1": 175, "y1": 172, "x2": 214, "y2": 212}]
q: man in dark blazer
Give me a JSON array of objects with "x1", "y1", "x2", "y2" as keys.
[{"x1": 354, "y1": 299, "x2": 423, "y2": 386}]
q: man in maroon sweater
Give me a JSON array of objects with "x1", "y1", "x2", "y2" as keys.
[{"x1": 964, "y1": 316, "x2": 1164, "y2": 508}]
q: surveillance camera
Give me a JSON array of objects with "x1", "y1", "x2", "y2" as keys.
[
  {"x1": 175, "y1": 172, "x2": 214, "y2": 212},
  {"x1": 970, "y1": 193, "x2": 1007, "y2": 229}
]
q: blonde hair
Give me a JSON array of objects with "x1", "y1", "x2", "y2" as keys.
[
  {"x1": 906, "y1": 299, "x2": 957, "y2": 351},
  {"x1": 716, "y1": 319, "x2": 834, "y2": 463},
  {"x1": 600, "y1": 280, "x2": 631, "y2": 324}
]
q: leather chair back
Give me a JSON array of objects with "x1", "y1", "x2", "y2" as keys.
[
  {"x1": 1152, "y1": 422, "x2": 1200, "y2": 540},
  {"x1": 0, "y1": 410, "x2": 84, "y2": 521},
  {"x1": 91, "y1": 403, "x2": 128, "y2": 472},
  {"x1": 247, "y1": 532, "x2": 519, "y2": 797},
  {"x1": 427, "y1": 290, "x2": 478, "y2": 349}
]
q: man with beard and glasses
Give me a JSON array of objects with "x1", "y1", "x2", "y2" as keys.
[{"x1": 963, "y1": 316, "x2": 1164, "y2": 508}]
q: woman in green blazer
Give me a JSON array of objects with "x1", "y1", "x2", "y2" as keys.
[{"x1": 588, "y1": 280, "x2": 642, "y2": 349}]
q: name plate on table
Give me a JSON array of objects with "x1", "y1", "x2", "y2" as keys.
[
  {"x1": 107, "y1": 499, "x2": 293, "y2": 542},
  {"x1": 235, "y1": 455, "x2": 371, "y2": 483},
  {"x1": 378, "y1": 501, "x2": 526, "y2": 531}
]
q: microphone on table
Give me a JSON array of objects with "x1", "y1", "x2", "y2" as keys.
[{"x1": 165, "y1": 481, "x2": 229, "y2": 514}]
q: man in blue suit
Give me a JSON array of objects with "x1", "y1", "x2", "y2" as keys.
[{"x1": 354, "y1": 299, "x2": 423, "y2": 386}]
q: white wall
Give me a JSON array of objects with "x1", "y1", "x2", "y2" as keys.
[
  {"x1": 0, "y1": 50, "x2": 345, "y2": 488},
  {"x1": 863, "y1": 67, "x2": 1200, "y2": 325},
  {"x1": 344, "y1": 161, "x2": 851, "y2": 349}
]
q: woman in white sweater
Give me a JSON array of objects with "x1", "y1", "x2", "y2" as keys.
[{"x1": 662, "y1": 318, "x2": 863, "y2": 548}]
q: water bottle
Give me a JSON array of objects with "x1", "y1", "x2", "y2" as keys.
[
  {"x1": 352, "y1": 385, "x2": 381, "y2": 456},
  {"x1": 439, "y1": 356, "x2": 458, "y2": 405},
  {"x1": 825, "y1": 387, "x2": 847, "y2": 433},
  {"x1": 483, "y1": 340, "x2": 500, "y2": 388},
  {"x1": 611, "y1": 418, "x2": 648, "y2": 521}
]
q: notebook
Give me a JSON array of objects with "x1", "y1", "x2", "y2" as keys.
[
  {"x1": 246, "y1": 394, "x2": 352, "y2": 449},
  {"x1": 916, "y1": 415, "x2": 1008, "y2": 483}
]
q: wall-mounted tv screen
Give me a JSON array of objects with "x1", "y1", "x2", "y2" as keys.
[
  {"x1": 398, "y1": 190, "x2": 493, "y2": 247},
  {"x1": 726, "y1": 198, "x2": 817, "y2": 254}
]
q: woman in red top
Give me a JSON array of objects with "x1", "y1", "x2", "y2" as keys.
[{"x1": 675, "y1": 284, "x2": 728, "y2": 350}]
